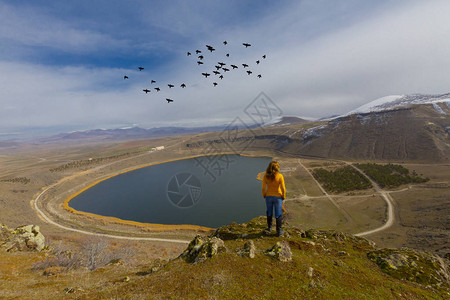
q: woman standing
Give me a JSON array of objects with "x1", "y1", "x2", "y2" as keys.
[{"x1": 261, "y1": 161, "x2": 286, "y2": 236}]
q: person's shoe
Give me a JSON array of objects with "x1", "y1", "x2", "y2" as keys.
[{"x1": 276, "y1": 216, "x2": 284, "y2": 237}]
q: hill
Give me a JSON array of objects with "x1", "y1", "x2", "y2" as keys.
[
  {"x1": 1, "y1": 217, "x2": 448, "y2": 298},
  {"x1": 291, "y1": 103, "x2": 449, "y2": 161}
]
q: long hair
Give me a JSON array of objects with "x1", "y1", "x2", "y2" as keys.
[{"x1": 265, "y1": 161, "x2": 280, "y2": 181}]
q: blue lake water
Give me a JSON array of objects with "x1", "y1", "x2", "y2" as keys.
[{"x1": 69, "y1": 154, "x2": 272, "y2": 228}]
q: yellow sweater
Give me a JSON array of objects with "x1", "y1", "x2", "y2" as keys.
[{"x1": 262, "y1": 172, "x2": 286, "y2": 199}]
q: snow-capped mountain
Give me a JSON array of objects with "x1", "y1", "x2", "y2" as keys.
[
  {"x1": 284, "y1": 93, "x2": 450, "y2": 162},
  {"x1": 346, "y1": 93, "x2": 450, "y2": 116}
]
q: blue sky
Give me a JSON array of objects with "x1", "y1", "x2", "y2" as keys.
[{"x1": 1, "y1": 0, "x2": 450, "y2": 138}]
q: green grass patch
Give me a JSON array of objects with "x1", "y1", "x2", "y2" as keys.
[
  {"x1": 355, "y1": 163, "x2": 429, "y2": 188},
  {"x1": 312, "y1": 166, "x2": 372, "y2": 193}
]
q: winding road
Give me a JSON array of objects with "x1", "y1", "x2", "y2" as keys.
[
  {"x1": 32, "y1": 147, "x2": 395, "y2": 243},
  {"x1": 34, "y1": 184, "x2": 190, "y2": 244},
  {"x1": 348, "y1": 163, "x2": 396, "y2": 237}
]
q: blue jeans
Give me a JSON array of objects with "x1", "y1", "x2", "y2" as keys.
[{"x1": 265, "y1": 196, "x2": 283, "y2": 219}]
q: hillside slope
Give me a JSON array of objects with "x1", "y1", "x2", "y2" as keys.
[
  {"x1": 1, "y1": 218, "x2": 448, "y2": 299},
  {"x1": 290, "y1": 104, "x2": 449, "y2": 161}
]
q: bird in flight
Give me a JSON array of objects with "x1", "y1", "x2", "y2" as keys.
[
  {"x1": 197, "y1": 61, "x2": 204, "y2": 65},
  {"x1": 166, "y1": 98, "x2": 174, "y2": 103},
  {"x1": 168, "y1": 84, "x2": 174, "y2": 88},
  {"x1": 213, "y1": 71, "x2": 221, "y2": 75},
  {"x1": 154, "y1": 87, "x2": 160, "y2": 92},
  {"x1": 222, "y1": 68, "x2": 230, "y2": 72},
  {"x1": 247, "y1": 70, "x2": 252, "y2": 75},
  {"x1": 151, "y1": 80, "x2": 156, "y2": 84},
  {"x1": 143, "y1": 89, "x2": 150, "y2": 93},
  {"x1": 213, "y1": 82, "x2": 218, "y2": 87},
  {"x1": 215, "y1": 65, "x2": 221, "y2": 70},
  {"x1": 123, "y1": 75, "x2": 128, "y2": 79},
  {"x1": 231, "y1": 64, "x2": 238, "y2": 69},
  {"x1": 206, "y1": 45, "x2": 215, "y2": 52},
  {"x1": 256, "y1": 60, "x2": 260, "y2": 65},
  {"x1": 218, "y1": 62, "x2": 226, "y2": 67},
  {"x1": 202, "y1": 72, "x2": 211, "y2": 78},
  {"x1": 257, "y1": 74, "x2": 262, "y2": 78},
  {"x1": 198, "y1": 55, "x2": 204, "y2": 60},
  {"x1": 219, "y1": 75, "x2": 224, "y2": 80},
  {"x1": 223, "y1": 41, "x2": 228, "y2": 45},
  {"x1": 243, "y1": 43, "x2": 251, "y2": 48},
  {"x1": 226, "y1": 53, "x2": 230, "y2": 57},
  {"x1": 138, "y1": 67, "x2": 144, "y2": 71},
  {"x1": 242, "y1": 63, "x2": 249, "y2": 68},
  {"x1": 180, "y1": 83, "x2": 186, "y2": 88},
  {"x1": 196, "y1": 50, "x2": 202, "y2": 54},
  {"x1": 187, "y1": 52, "x2": 191, "y2": 56},
  {"x1": 262, "y1": 55, "x2": 266, "y2": 59}
]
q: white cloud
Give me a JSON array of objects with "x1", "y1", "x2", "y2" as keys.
[{"x1": 1, "y1": 0, "x2": 450, "y2": 136}]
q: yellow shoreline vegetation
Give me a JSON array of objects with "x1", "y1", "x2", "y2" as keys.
[{"x1": 63, "y1": 153, "x2": 270, "y2": 232}]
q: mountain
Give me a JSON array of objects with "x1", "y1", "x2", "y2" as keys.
[
  {"x1": 34, "y1": 125, "x2": 232, "y2": 144},
  {"x1": 263, "y1": 116, "x2": 311, "y2": 127},
  {"x1": 280, "y1": 94, "x2": 450, "y2": 162},
  {"x1": 184, "y1": 94, "x2": 449, "y2": 162},
  {"x1": 345, "y1": 93, "x2": 450, "y2": 116}
]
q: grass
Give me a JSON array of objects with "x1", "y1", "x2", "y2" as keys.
[
  {"x1": 312, "y1": 166, "x2": 372, "y2": 193},
  {"x1": 81, "y1": 228, "x2": 444, "y2": 299}
]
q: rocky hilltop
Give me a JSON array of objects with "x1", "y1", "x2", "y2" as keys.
[{"x1": 2, "y1": 218, "x2": 447, "y2": 298}]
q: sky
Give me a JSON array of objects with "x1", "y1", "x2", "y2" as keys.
[{"x1": 1, "y1": 0, "x2": 450, "y2": 139}]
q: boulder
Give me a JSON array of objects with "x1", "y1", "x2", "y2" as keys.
[
  {"x1": 181, "y1": 235, "x2": 226, "y2": 263},
  {"x1": 265, "y1": 241, "x2": 292, "y2": 262},
  {"x1": 368, "y1": 248, "x2": 449, "y2": 286},
  {"x1": 43, "y1": 266, "x2": 67, "y2": 276},
  {"x1": 239, "y1": 240, "x2": 256, "y2": 258},
  {"x1": 1, "y1": 224, "x2": 45, "y2": 252}
]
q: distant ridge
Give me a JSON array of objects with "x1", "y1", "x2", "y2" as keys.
[
  {"x1": 263, "y1": 116, "x2": 310, "y2": 127},
  {"x1": 37, "y1": 126, "x2": 228, "y2": 143}
]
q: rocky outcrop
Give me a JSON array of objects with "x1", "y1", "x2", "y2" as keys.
[
  {"x1": 239, "y1": 240, "x2": 256, "y2": 258},
  {"x1": 1, "y1": 223, "x2": 45, "y2": 252},
  {"x1": 368, "y1": 248, "x2": 449, "y2": 286},
  {"x1": 265, "y1": 241, "x2": 292, "y2": 262},
  {"x1": 180, "y1": 235, "x2": 226, "y2": 263}
]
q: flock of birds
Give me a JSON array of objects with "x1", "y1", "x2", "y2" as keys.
[{"x1": 123, "y1": 41, "x2": 266, "y2": 103}]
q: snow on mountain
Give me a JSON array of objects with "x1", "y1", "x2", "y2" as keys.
[{"x1": 346, "y1": 93, "x2": 450, "y2": 116}]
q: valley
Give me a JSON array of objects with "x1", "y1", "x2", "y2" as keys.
[{"x1": 0, "y1": 100, "x2": 449, "y2": 298}]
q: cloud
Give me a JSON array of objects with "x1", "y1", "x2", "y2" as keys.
[{"x1": 1, "y1": 0, "x2": 450, "y2": 137}]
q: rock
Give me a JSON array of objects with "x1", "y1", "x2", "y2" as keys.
[
  {"x1": 334, "y1": 260, "x2": 344, "y2": 267},
  {"x1": 1, "y1": 224, "x2": 45, "y2": 252},
  {"x1": 338, "y1": 251, "x2": 349, "y2": 257},
  {"x1": 0, "y1": 223, "x2": 10, "y2": 240},
  {"x1": 150, "y1": 259, "x2": 165, "y2": 273},
  {"x1": 181, "y1": 235, "x2": 226, "y2": 263},
  {"x1": 368, "y1": 248, "x2": 449, "y2": 286},
  {"x1": 63, "y1": 287, "x2": 76, "y2": 294},
  {"x1": 214, "y1": 217, "x2": 266, "y2": 240},
  {"x1": 239, "y1": 240, "x2": 256, "y2": 258},
  {"x1": 265, "y1": 241, "x2": 292, "y2": 262},
  {"x1": 108, "y1": 258, "x2": 124, "y2": 266},
  {"x1": 43, "y1": 266, "x2": 67, "y2": 276}
]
